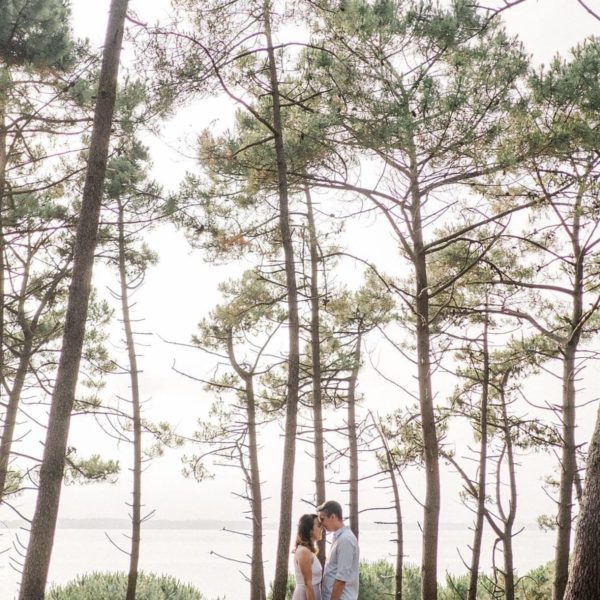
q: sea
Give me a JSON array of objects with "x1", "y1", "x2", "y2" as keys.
[{"x1": 0, "y1": 524, "x2": 555, "y2": 600}]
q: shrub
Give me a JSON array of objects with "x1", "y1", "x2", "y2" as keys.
[
  {"x1": 358, "y1": 559, "x2": 395, "y2": 600},
  {"x1": 267, "y1": 558, "x2": 555, "y2": 600},
  {"x1": 515, "y1": 560, "x2": 553, "y2": 600},
  {"x1": 46, "y1": 571, "x2": 207, "y2": 600}
]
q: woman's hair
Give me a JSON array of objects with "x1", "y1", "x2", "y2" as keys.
[{"x1": 295, "y1": 513, "x2": 319, "y2": 554}]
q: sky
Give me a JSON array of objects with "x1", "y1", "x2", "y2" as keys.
[{"x1": 4, "y1": 0, "x2": 600, "y2": 536}]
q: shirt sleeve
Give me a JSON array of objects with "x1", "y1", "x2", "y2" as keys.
[{"x1": 333, "y1": 537, "x2": 356, "y2": 582}]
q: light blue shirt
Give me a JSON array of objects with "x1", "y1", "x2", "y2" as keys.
[{"x1": 321, "y1": 526, "x2": 359, "y2": 600}]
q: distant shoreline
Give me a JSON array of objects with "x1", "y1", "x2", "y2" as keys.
[{"x1": 2, "y1": 518, "x2": 544, "y2": 531}]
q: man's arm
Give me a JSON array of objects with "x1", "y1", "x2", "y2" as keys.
[
  {"x1": 330, "y1": 536, "x2": 355, "y2": 600},
  {"x1": 330, "y1": 579, "x2": 346, "y2": 600}
]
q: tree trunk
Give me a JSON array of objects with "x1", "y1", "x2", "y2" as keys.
[
  {"x1": 263, "y1": 4, "x2": 301, "y2": 600},
  {"x1": 246, "y1": 376, "x2": 267, "y2": 600},
  {"x1": 554, "y1": 206, "x2": 582, "y2": 600},
  {"x1": 225, "y1": 330, "x2": 266, "y2": 600},
  {"x1": 502, "y1": 530, "x2": 515, "y2": 600},
  {"x1": 117, "y1": 202, "x2": 143, "y2": 600},
  {"x1": 0, "y1": 336, "x2": 32, "y2": 500},
  {"x1": 0, "y1": 249, "x2": 32, "y2": 501},
  {"x1": 411, "y1": 184, "x2": 440, "y2": 600},
  {"x1": 468, "y1": 316, "x2": 490, "y2": 600},
  {"x1": 0, "y1": 76, "x2": 7, "y2": 399},
  {"x1": 305, "y1": 183, "x2": 326, "y2": 564},
  {"x1": 553, "y1": 344, "x2": 577, "y2": 600},
  {"x1": 373, "y1": 413, "x2": 403, "y2": 600},
  {"x1": 500, "y1": 382, "x2": 517, "y2": 600},
  {"x1": 347, "y1": 332, "x2": 361, "y2": 539},
  {"x1": 388, "y1": 452, "x2": 403, "y2": 600},
  {"x1": 564, "y1": 405, "x2": 600, "y2": 600},
  {"x1": 18, "y1": 1, "x2": 129, "y2": 597},
  {"x1": 0, "y1": 257, "x2": 65, "y2": 501}
]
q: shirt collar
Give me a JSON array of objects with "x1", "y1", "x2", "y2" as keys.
[{"x1": 333, "y1": 525, "x2": 347, "y2": 540}]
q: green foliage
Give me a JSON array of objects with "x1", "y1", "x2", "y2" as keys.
[
  {"x1": 266, "y1": 572, "x2": 295, "y2": 600},
  {"x1": 355, "y1": 559, "x2": 555, "y2": 600},
  {"x1": 47, "y1": 572, "x2": 209, "y2": 600},
  {"x1": 358, "y1": 559, "x2": 397, "y2": 600},
  {"x1": 516, "y1": 560, "x2": 553, "y2": 600},
  {"x1": 63, "y1": 449, "x2": 119, "y2": 485},
  {"x1": 0, "y1": 0, "x2": 73, "y2": 69}
]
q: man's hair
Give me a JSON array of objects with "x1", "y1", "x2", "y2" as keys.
[{"x1": 317, "y1": 500, "x2": 343, "y2": 520}]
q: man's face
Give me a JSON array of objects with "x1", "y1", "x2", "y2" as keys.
[{"x1": 318, "y1": 511, "x2": 335, "y2": 532}]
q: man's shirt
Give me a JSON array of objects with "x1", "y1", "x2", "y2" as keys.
[{"x1": 321, "y1": 525, "x2": 359, "y2": 600}]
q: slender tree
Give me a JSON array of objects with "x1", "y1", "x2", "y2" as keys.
[
  {"x1": 186, "y1": 269, "x2": 286, "y2": 600},
  {"x1": 18, "y1": 1, "x2": 129, "y2": 597},
  {"x1": 306, "y1": 4, "x2": 530, "y2": 596}
]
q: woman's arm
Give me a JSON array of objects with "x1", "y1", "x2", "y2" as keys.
[{"x1": 297, "y1": 547, "x2": 316, "y2": 600}]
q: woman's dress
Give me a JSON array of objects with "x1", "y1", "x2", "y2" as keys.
[{"x1": 292, "y1": 551, "x2": 322, "y2": 600}]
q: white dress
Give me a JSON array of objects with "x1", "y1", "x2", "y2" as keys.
[{"x1": 292, "y1": 550, "x2": 322, "y2": 600}]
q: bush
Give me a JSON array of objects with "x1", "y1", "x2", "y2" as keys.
[
  {"x1": 357, "y1": 559, "x2": 555, "y2": 600},
  {"x1": 267, "y1": 558, "x2": 555, "y2": 600},
  {"x1": 46, "y1": 571, "x2": 207, "y2": 600},
  {"x1": 515, "y1": 560, "x2": 553, "y2": 600},
  {"x1": 358, "y1": 559, "x2": 395, "y2": 600}
]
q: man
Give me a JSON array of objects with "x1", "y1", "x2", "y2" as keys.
[{"x1": 317, "y1": 500, "x2": 359, "y2": 600}]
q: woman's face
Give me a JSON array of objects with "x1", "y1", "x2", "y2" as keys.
[{"x1": 311, "y1": 517, "x2": 323, "y2": 542}]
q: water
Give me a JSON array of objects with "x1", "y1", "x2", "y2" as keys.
[{"x1": 0, "y1": 526, "x2": 555, "y2": 599}]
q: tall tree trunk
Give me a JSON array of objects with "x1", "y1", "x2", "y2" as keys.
[
  {"x1": 225, "y1": 331, "x2": 266, "y2": 600},
  {"x1": 411, "y1": 182, "x2": 440, "y2": 600},
  {"x1": 263, "y1": 4, "x2": 301, "y2": 600},
  {"x1": 554, "y1": 206, "x2": 582, "y2": 600},
  {"x1": 0, "y1": 257, "x2": 64, "y2": 501},
  {"x1": 468, "y1": 316, "x2": 490, "y2": 600},
  {"x1": 304, "y1": 183, "x2": 326, "y2": 564},
  {"x1": 564, "y1": 405, "x2": 600, "y2": 600},
  {"x1": 553, "y1": 344, "x2": 577, "y2": 600},
  {"x1": 0, "y1": 336, "x2": 32, "y2": 500},
  {"x1": 347, "y1": 332, "x2": 361, "y2": 539},
  {"x1": 499, "y1": 381, "x2": 517, "y2": 600},
  {"x1": 0, "y1": 75, "x2": 8, "y2": 399},
  {"x1": 18, "y1": 2, "x2": 129, "y2": 597},
  {"x1": 246, "y1": 376, "x2": 266, "y2": 600},
  {"x1": 117, "y1": 202, "x2": 143, "y2": 600},
  {"x1": 0, "y1": 249, "x2": 32, "y2": 501},
  {"x1": 387, "y1": 448, "x2": 403, "y2": 600}
]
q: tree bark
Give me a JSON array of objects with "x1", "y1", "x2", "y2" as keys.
[
  {"x1": 225, "y1": 330, "x2": 266, "y2": 600},
  {"x1": 553, "y1": 204, "x2": 583, "y2": 600},
  {"x1": 468, "y1": 316, "x2": 490, "y2": 600},
  {"x1": 246, "y1": 375, "x2": 267, "y2": 600},
  {"x1": 0, "y1": 254, "x2": 65, "y2": 501},
  {"x1": 347, "y1": 332, "x2": 361, "y2": 539},
  {"x1": 305, "y1": 183, "x2": 326, "y2": 564},
  {"x1": 387, "y1": 448, "x2": 403, "y2": 600},
  {"x1": 0, "y1": 248, "x2": 32, "y2": 501},
  {"x1": 18, "y1": 1, "x2": 129, "y2": 597},
  {"x1": 0, "y1": 76, "x2": 7, "y2": 399},
  {"x1": 499, "y1": 380, "x2": 517, "y2": 600},
  {"x1": 411, "y1": 181, "x2": 440, "y2": 600},
  {"x1": 553, "y1": 344, "x2": 577, "y2": 600},
  {"x1": 564, "y1": 405, "x2": 600, "y2": 600},
  {"x1": 263, "y1": 3, "x2": 301, "y2": 600},
  {"x1": 117, "y1": 202, "x2": 143, "y2": 600},
  {"x1": 0, "y1": 336, "x2": 32, "y2": 500}
]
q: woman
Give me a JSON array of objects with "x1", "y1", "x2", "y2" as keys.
[{"x1": 292, "y1": 513, "x2": 323, "y2": 600}]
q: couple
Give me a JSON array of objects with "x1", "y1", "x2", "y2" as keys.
[{"x1": 292, "y1": 500, "x2": 359, "y2": 600}]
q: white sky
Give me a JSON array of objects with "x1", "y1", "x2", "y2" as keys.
[{"x1": 4, "y1": 0, "x2": 600, "y2": 540}]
